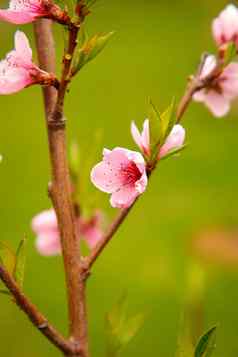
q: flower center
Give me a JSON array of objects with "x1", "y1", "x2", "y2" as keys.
[{"x1": 120, "y1": 161, "x2": 142, "y2": 186}]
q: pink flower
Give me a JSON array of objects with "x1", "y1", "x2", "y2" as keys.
[
  {"x1": 131, "y1": 119, "x2": 150, "y2": 156},
  {"x1": 31, "y1": 209, "x2": 61, "y2": 256},
  {"x1": 159, "y1": 125, "x2": 186, "y2": 158},
  {"x1": 0, "y1": 0, "x2": 69, "y2": 25},
  {"x1": 91, "y1": 147, "x2": 148, "y2": 208},
  {"x1": 0, "y1": 31, "x2": 56, "y2": 95},
  {"x1": 31, "y1": 209, "x2": 103, "y2": 256},
  {"x1": 78, "y1": 211, "x2": 103, "y2": 249},
  {"x1": 212, "y1": 4, "x2": 238, "y2": 49},
  {"x1": 193, "y1": 55, "x2": 238, "y2": 117}
]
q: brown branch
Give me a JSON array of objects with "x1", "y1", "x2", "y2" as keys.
[
  {"x1": 176, "y1": 78, "x2": 201, "y2": 122},
  {"x1": 34, "y1": 19, "x2": 88, "y2": 357},
  {"x1": 85, "y1": 201, "x2": 137, "y2": 272},
  {"x1": 0, "y1": 264, "x2": 80, "y2": 355}
]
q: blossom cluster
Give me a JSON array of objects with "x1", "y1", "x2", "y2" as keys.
[
  {"x1": 0, "y1": 1, "x2": 236, "y2": 255},
  {"x1": 91, "y1": 122, "x2": 186, "y2": 208},
  {"x1": 32, "y1": 209, "x2": 103, "y2": 256},
  {"x1": 193, "y1": 4, "x2": 238, "y2": 117}
]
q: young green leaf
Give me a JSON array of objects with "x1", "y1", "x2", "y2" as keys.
[
  {"x1": 105, "y1": 294, "x2": 146, "y2": 357},
  {"x1": 160, "y1": 98, "x2": 176, "y2": 143},
  {"x1": 13, "y1": 237, "x2": 27, "y2": 288},
  {"x1": 194, "y1": 326, "x2": 217, "y2": 357},
  {"x1": 223, "y1": 42, "x2": 237, "y2": 67},
  {"x1": 118, "y1": 312, "x2": 145, "y2": 346},
  {"x1": 72, "y1": 31, "x2": 114, "y2": 75},
  {"x1": 0, "y1": 242, "x2": 16, "y2": 274}
]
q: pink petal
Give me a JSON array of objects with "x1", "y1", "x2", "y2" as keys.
[
  {"x1": 90, "y1": 161, "x2": 123, "y2": 193},
  {"x1": 131, "y1": 121, "x2": 143, "y2": 151},
  {"x1": 15, "y1": 31, "x2": 32, "y2": 63},
  {"x1": 212, "y1": 18, "x2": 223, "y2": 45},
  {"x1": 204, "y1": 91, "x2": 230, "y2": 117},
  {"x1": 32, "y1": 209, "x2": 58, "y2": 235},
  {"x1": 83, "y1": 227, "x2": 102, "y2": 249},
  {"x1": 36, "y1": 233, "x2": 61, "y2": 257},
  {"x1": 159, "y1": 125, "x2": 185, "y2": 158},
  {"x1": 193, "y1": 89, "x2": 207, "y2": 102},
  {"x1": 135, "y1": 170, "x2": 148, "y2": 194},
  {"x1": 200, "y1": 55, "x2": 217, "y2": 79},
  {"x1": 131, "y1": 120, "x2": 150, "y2": 155},
  {"x1": 0, "y1": 66, "x2": 32, "y2": 94},
  {"x1": 110, "y1": 185, "x2": 139, "y2": 208},
  {"x1": 141, "y1": 119, "x2": 150, "y2": 155},
  {"x1": 0, "y1": 10, "x2": 37, "y2": 24}
]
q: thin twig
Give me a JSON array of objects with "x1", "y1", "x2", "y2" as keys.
[
  {"x1": 0, "y1": 264, "x2": 80, "y2": 355},
  {"x1": 85, "y1": 56, "x2": 218, "y2": 273},
  {"x1": 85, "y1": 202, "x2": 136, "y2": 271}
]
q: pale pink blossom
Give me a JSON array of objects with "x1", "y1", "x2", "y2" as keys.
[
  {"x1": 0, "y1": 0, "x2": 68, "y2": 25},
  {"x1": 32, "y1": 209, "x2": 103, "y2": 256},
  {"x1": 193, "y1": 55, "x2": 238, "y2": 117},
  {"x1": 131, "y1": 119, "x2": 150, "y2": 156},
  {"x1": 212, "y1": 4, "x2": 238, "y2": 48},
  {"x1": 0, "y1": 31, "x2": 56, "y2": 95},
  {"x1": 32, "y1": 209, "x2": 61, "y2": 256},
  {"x1": 159, "y1": 125, "x2": 186, "y2": 158},
  {"x1": 91, "y1": 147, "x2": 148, "y2": 208},
  {"x1": 78, "y1": 211, "x2": 103, "y2": 249}
]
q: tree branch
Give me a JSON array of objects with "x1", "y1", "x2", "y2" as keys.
[
  {"x1": 85, "y1": 202, "x2": 136, "y2": 272},
  {"x1": 34, "y1": 19, "x2": 88, "y2": 357},
  {"x1": 0, "y1": 264, "x2": 80, "y2": 355}
]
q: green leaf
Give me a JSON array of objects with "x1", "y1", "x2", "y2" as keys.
[
  {"x1": 106, "y1": 293, "x2": 128, "y2": 336},
  {"x1": 72, "y1": 31, "x2": 114, "y2": 75},
  {"x1": 223, "y1": 42, "x2": 237, "y2": 67},
  {"x1": 13, "y1": 237, "x2": 27, "y2": 288},
  {"x1": 0, "y1": 242, "x2": 16, "y2": 274},
  {"x1": 194, "y1": 326, "x2": 217, "y2": 357},
  {"x1": 160, "y1": 98, "x2": 176, "y2": 143},
  {"x1": 105, "y1": 294, "x2": 146, "y2": 357},
  {"x1": 118, "y1": 313, "x2": 145, "y2": 346},
  {"x1": 148, "y1": 99, "x2": 161, "y2": 159}
]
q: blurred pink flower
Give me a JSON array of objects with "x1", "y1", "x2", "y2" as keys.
[
  {"x1": 32, "y1": 209, "x2": 60, "y2": 256},
  {"x1": 131, "y1": 119, "x2": 150, "y2": 156},
  {"x1": 212, "y1": 4, "x2": 238, "y2": 48},
  {"x1": 91, "y1": 147, "x2": 148, "y2": 208},
  {"x1": 78, "y1": 211, "x2": 103, "y2": 249},
  {"x1": 0, "y1": 31, "x2": 55, "y2": 95},
  {"x1": 193, "y1": 55, "x2": 238, "y2": 117},
  {"x1": 159, "y1": 125, "x2": 186, "y2": 158},
  {"x1": 32, "y1": 209, "x2": 103, "y2": 256}
]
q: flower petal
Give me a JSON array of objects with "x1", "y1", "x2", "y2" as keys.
[
  {"x1": 110, "y1": 185, "x2": 139, "y2": 208},
  {"x1": 36, "y1": 233, "x2": 61, "y2": 256},
  {"x1": 131, "y1": 121, "x2": 143, "y2": 151},
  {"x1": 204, "y1": 91, "x2": 230, "y2": 117},
  {"x1": 15, "y1": 30, "x2": 32, "y2": 63},
  {"x1": 0, "y1": 9, "x2": 36, "y2": 24}
]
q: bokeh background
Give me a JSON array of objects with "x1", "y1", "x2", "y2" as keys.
[{"x1": 0, "y1": 0, "x2": 238, "y2": 356}]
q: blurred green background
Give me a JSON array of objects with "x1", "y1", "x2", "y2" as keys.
[{"x1": 0, "y1": 0, "x2": 238, "y2": 356}]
